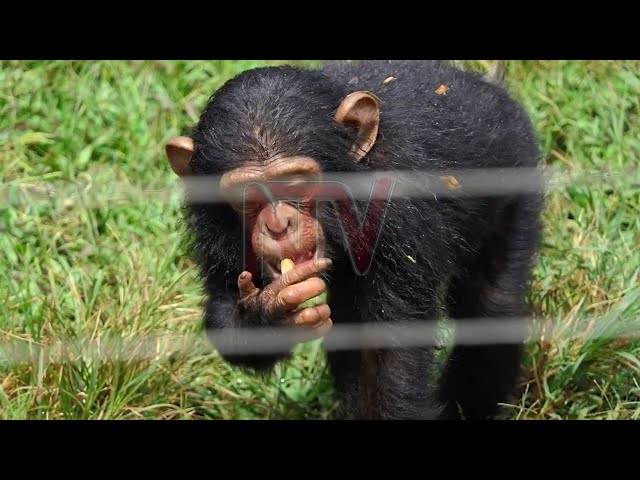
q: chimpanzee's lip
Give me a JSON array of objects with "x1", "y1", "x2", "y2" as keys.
[{"x1": 264, "y1": 247, "x2": 322, "y2": 280}]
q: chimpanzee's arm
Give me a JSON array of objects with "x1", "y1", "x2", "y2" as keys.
[
  {"x1": 203, "y1": 259, "x2": 333, "y2": 373},
  {"x1": 203, "y1": 293, "x2": 291, "y2": 373}
]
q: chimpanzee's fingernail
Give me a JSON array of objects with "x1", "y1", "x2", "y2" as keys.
[
  {"x1": 317, "y1": 258, "x2": 332, "y2": 268},
  {"x1": 239, "y1": 272, "x2": 247, "y2": 280}
]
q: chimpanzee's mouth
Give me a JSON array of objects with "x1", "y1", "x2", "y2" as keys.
[{"x1": 263, "y1": 247, "x2": 321, "y2": 279}]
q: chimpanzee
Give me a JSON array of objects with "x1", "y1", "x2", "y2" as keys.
[{"x1": 165, "y1": 60, "x2": 543, "y2": 420}]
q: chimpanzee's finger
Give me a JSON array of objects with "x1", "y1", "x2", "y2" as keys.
[
  {"x1": 268, "y1": 257, "x2": 332, "y2": 293},
  {"x1": 238, "y1": 271, "x2": 259, "y2": 298},
  {"x1": 279, "y1": 315, "x2": 333, "y2": 343},
  {"x1": 292, "y1": 304, "x2": 331, "y2": 327},
  {"x1": 304, "y1": 318, "x2": 333, "y2": 340},
  {"x1": 270, "y1": 277, "x2": 327, "y2": 313}
]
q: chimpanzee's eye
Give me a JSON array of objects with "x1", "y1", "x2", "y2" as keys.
[{"x1": 233, "y1": 200, "x2": 262, "y2": 215}]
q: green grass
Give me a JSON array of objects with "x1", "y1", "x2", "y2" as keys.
[{"x1": 1, "y1": 60, "x2": 639, "y2": 419}]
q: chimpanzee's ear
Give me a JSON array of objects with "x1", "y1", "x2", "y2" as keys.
[
  {"x1": 165, "y1": 136, "x2": 194, "y2": 177},
  {"x1": 335, "y1": 91, "x2": 380, "y2": 162}
]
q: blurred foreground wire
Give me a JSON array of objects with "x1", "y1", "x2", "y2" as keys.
[
  {"x1": 1, "y1": 165, "x2": 638, "y2": 367},
  {"x1": 2, "y1": 314, "x2": 639, "y2": 366},
  {"x1": 1, "y1": 166, "x2": 639, "y2": 209}
]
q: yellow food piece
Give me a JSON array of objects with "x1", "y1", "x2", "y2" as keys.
[
  {"x1": 435, "y1": 84, "x2": 449, "y2": 95},
  {"x1": 280, "y1": 258, "x2": 295, "y2": 273}
]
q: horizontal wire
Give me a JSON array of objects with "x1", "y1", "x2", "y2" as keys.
[
  {"x1": 1, "y1": 315, "x2": 638, "y2": 366},
  {"x1": 1, "y1": 167, "x2": 638, "y2": 364},
  {"x1": 1, "y1": 166, "x2": 638, "y2": 210}
]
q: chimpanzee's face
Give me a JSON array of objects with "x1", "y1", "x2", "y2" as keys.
[
  {"x1": 218, "y1": 156, "x2": 328, "y2": 280},
  {"x1": 165, "y1": 89, "x2": 381, "y2": 281}
]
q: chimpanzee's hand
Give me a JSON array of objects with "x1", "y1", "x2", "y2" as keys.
[{"x1": 236, "y1": 258, "x2": 332, "y2": 341}]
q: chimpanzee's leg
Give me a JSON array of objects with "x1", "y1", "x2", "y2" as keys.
[
  {"x1": 326, "y1": 292, "x2": 443, "y2": 420},
  {"x1": 326, "y1": 251, "x2": 449, "y2": 420},
  {"x1": 375, "y1": 346, "x2": 442, "y2": 419},
  {"x1": 327, "y1": 347, "x2": 441, "y2": 420},
  {"x1": 326, "y1": 350, "x2": 372, "y2": 419},
  {"x1": 438, "y1": 198, "x2": 542, "y2": 419}
]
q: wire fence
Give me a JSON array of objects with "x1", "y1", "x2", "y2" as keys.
[
  {"x1": 1, "y1": 164, "x2": 639, "y2": 366},
  {"x1": 1, "y1": 313, "x2": 639, "y2": 367},
  {"x1": 1, "y1": 165, "x2": 639, "y2": 209}
]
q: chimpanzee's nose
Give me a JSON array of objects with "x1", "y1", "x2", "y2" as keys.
[{"x1": 264, "y1": 205, "x2": 291, "y2": 239}]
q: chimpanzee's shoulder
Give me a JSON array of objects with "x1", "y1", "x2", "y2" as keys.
[
  {"x1": 321, "y1": 60, "x2": 480, "y2": 90},
  {"x1": 321, "y1": 60, "x2": 523, "y2": 117},
  {"x1": 321, "y1": 61, "x2": 539, "y2": 168}
]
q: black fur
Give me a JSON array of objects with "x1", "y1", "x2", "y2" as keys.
[{"x1": 181, "y1": 60, "x2": 543, "y2": 420}]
